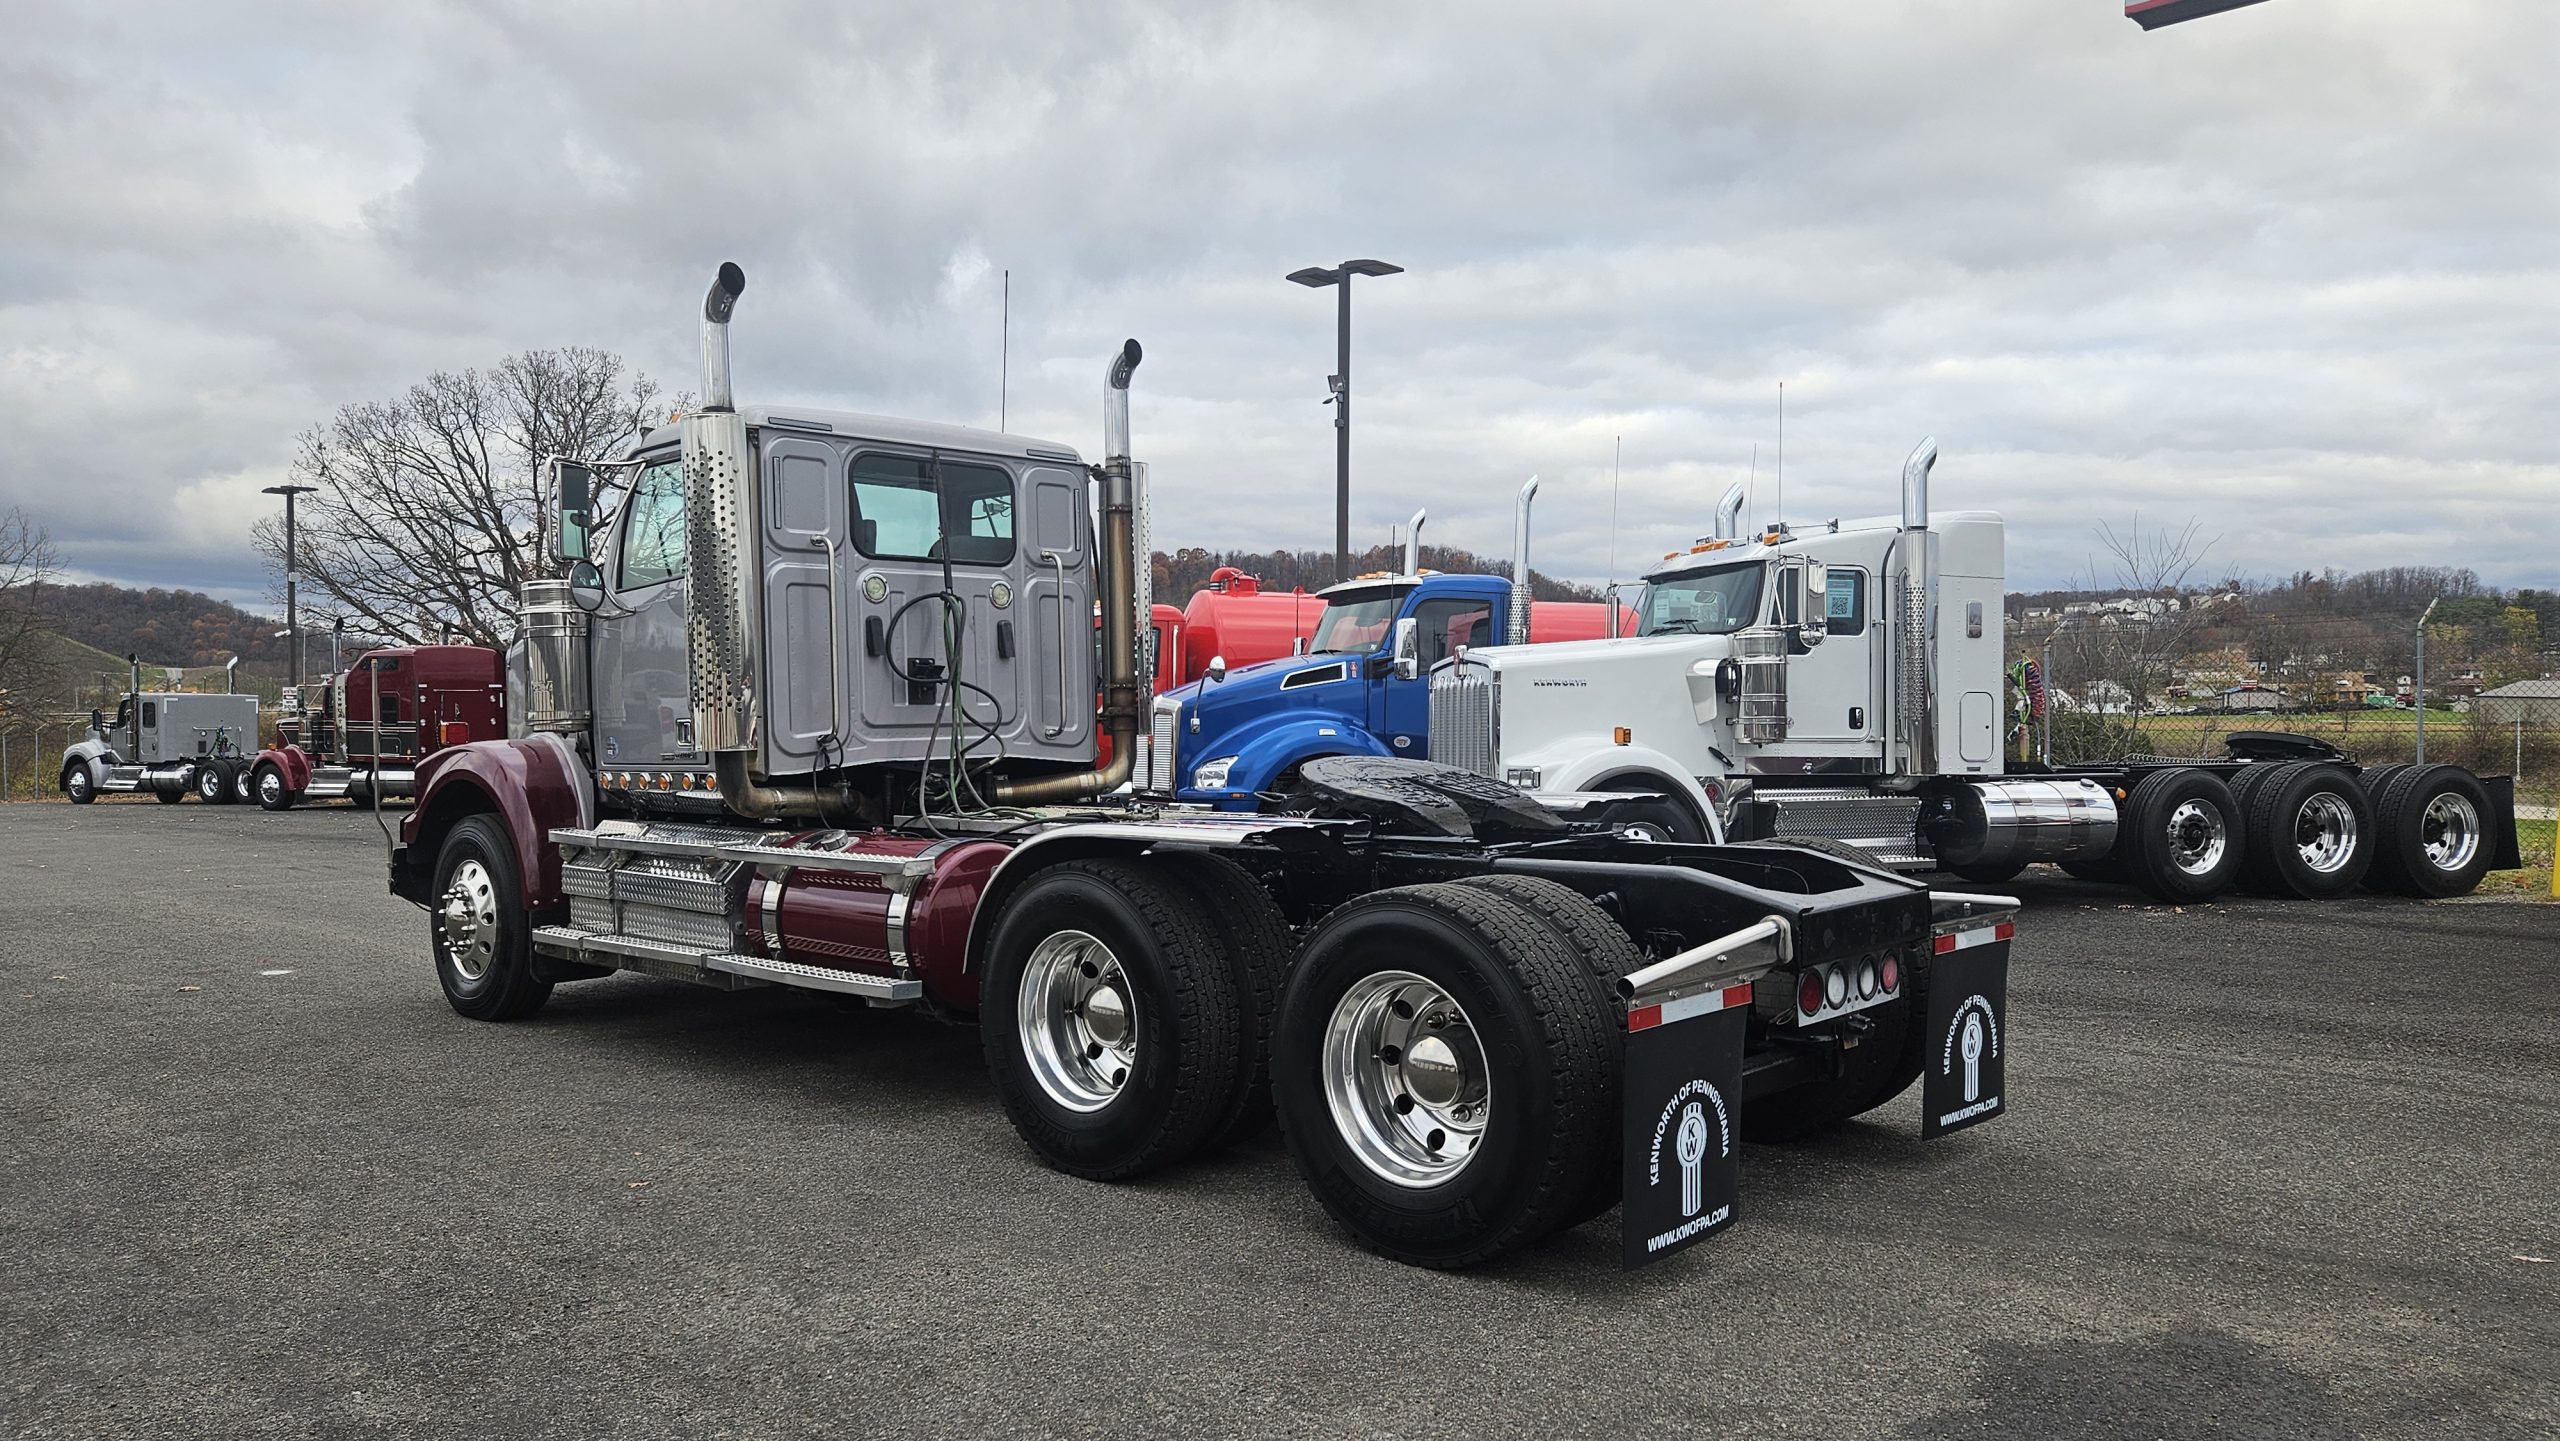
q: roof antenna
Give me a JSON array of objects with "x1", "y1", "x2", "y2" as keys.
[
  {"x1": 1774, "y1": 381, "x2": 1784, "y2": 535},
  {"x1": 998, "y1": 269, "x2": 1010, "y2": 431},
  {"x1": 1746, "y1": 443, "x2": 1758, "y2": 533}
]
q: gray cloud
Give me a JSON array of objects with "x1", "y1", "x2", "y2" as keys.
[{"x1": 2, "y1": 0, "x2": 2552, "y2": 609}]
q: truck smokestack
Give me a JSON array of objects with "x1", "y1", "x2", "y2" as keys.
[
  {"x1": 1892, "y1": 437, "x2": 1941, "y2": 774},
  {"x1": 681, "y1": 261, "x2": 808, "y2": 821},
  {"x1": 994, "y1": 340, "x2": 1147, "y2": 805},
  {"x1": 1714, "y1": 482, "x2": 1746, "y2": 541},
  {"x1": 1403, "y1": 508, "x2": 1426, "y2": 578},
  {"x1": 699, "y1": 262, "x2": 746, "y2": 413},
  {"x1": 1507, "y1": 476, "x2": 1538, "y2": 645},
  {"x1": 226, "y1": 657, "x2": 240, "y2": 694},
  {"x1": 1902, "y1": 436, "x2": 1937, "y2": 532}
]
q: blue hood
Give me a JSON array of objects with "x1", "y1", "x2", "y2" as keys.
[{"x1": 1169, "y1": 651, "x2": 1370, "y2": 728}]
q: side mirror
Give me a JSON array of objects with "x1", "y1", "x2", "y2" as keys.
[
  {"x1": 1799, "y1": 559, "x2": 1829, "y2": 649},
  {"x1": 566, "y1": 559, "x2": 606, "y2": 613},
  {"x1": 1207, "y1": 654, "x2": 1228, "y2": 683},
  {"x1": 1391, "y1": 617, "x2": 1420, "y2": 681},
  {"x1": 555, "y1": 461, "x2": 594, "y2": 562}
]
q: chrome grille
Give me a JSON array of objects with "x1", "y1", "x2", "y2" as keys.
[
  {"x1": 1140, "y1": 699, "x2": 1179, "y2": 794},
  {"x1": 1429, "y1": 668, "x2": 1498, "y2": 777}
]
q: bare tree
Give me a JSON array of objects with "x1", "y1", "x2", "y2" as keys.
[
  {"x1": 0, "y1": 508, "x2": 62, "y2": 721},
  {"x1": 254, "y1": 347, "x2": 663, "y2": 649},
  {"x1": 2053, "y1": 515, "x2": 2225, "y2": 750}
]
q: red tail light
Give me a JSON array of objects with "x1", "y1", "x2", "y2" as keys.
[
  {"x1": 1879, "y1": 953, "x2": 1901, "y2": 992},
  {"x1": 1797, "y1": 970, "x2": 1825, "y2": 1015},
  {"x1": 439, "y1": 721, "x2": 469, "y2": 746}
]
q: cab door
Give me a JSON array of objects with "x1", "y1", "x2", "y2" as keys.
[
  {"x1": 1381, "y1": 589, "x2": 1496, "y2": 757},
  {"x1": 1783, "y1": 565, "x2": 1879, "y2": 747}
]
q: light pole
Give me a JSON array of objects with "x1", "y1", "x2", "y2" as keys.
[
  {"x1": 1287, "y1": 258, "x2": 1403, "y2": 582},
  {"x1": 263, "y1": 483, "x2": 318, "y2": 688},
  {"x1": 2414, "y1": 597, "x2": 2439, "y2": 764}
]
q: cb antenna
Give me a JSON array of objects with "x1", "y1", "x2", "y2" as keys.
[
  {"x1": 1774, "y1": 380, "x2": 1784, "y2": 534},
  {"x1": 998, "y1": 269, "x2": 1010, "y2": 431}
]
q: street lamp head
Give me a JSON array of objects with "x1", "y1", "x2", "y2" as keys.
[
  {"x1": 1337, "y1": 259, "x2": 1403, "y2": 278},
  {"x1": 262, "y1": 483, "x2": 317, "y2": 497},
  {"x1": 1286, "y1": 266, "x2": 1341, "y2": 288}
]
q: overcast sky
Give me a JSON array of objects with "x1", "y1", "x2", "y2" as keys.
[{"x1": 3, "y1": 0, "x2": 2552, "y2": 611}]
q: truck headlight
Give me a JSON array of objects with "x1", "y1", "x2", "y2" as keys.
[
  {"x1": 1192, "y1": 755, "x2": 1240, "y2": 791},
  {"x1": 1505, "y1": 767, "x2": 1542, "y2": 790}
]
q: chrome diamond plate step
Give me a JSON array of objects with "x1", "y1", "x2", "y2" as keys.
[{"x1": 705, "y1": 953, "x2": 923, "y2": 1001}]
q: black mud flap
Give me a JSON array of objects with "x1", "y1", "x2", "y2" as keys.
[
  {"x1": 1921, "y1": 918, "x2": 2012, "y2": 1139},
  {"x1": 1620, "y1": 982, "x2": 1750, "y2": 1268}
]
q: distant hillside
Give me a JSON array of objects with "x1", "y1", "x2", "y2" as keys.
[{"x1": 30, "y1": 582, "x2": 286, "y2": 669}]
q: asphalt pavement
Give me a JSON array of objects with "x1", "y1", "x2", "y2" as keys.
[{"x1": 3, "y1": 800, "x2": 2554, "y2": 1439}]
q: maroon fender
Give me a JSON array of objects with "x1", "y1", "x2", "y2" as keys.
[
  {"x1": 394, "y1": 734, "x2": 592, "y2": 910},
  {"x1": 257, "y1": 744, "x2": 315, "y2": 793}
]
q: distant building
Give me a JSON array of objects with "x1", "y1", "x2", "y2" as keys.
[
  {"x1": 2220, "y1": 683, "x2": 2286, "y2": 713},
  {"x1": 2473, "y1": 678, "x2": 2560, "y2": 726}
]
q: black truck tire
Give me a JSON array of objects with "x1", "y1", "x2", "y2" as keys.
[
  {"x1": 1158, "y1": 852, "x2": 1293, "y2": 1150},
  {"x1": 2365, "y1": 764, "x2": 2496, "y2": 898},
  {"x1": 254, "y1": 763, "x2": 296, "y2": 811},
  {"x1": 2222, "y1": 763, "x2": 2285, "y2": 886},
  {"x1": 196, "y1": 759, "x2": 235, "y2": 804},
  {"x1": 430, "y1": 813, "x2": 552, "y2": 1021},
  {"x1": 2120, "y1": 767, "x2": 2244, "y2": 903},
  {"x1": 1273, "y1": 883, "x2": 1614, "y2": 1269},
  {"x1": 1446, "y1": 873, "x2": 1640, "y2": 1225},
  {"x1": 2243, "y1": 762, "x2": 2374, "y2": 899},
  {"x1": 232, "y1": 763, "x2": 256, "y2": 804},
  {"x1": 62, "y1": 763, "x2": 96, "y2": 804},
  {"x1": 980, "y1": 859, "x2": 1243, "y2": 1181}
]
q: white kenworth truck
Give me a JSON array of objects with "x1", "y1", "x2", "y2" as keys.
[
  {"x1": 60, "y1": 656, "x2": 262, "y2": 805},
  {"x1": 1429, "y1": 441, "x2": 2523, "y2": 904},
  {"x1": 389, "y1": 264, "x2": 2020, "y2": 1270}
]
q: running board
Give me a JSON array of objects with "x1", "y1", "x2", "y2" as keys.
[{"x1": 705, "y1": 953, "x2": 924, "y2": 1002}]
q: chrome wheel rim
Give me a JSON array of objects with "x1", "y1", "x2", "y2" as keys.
[
  {"x1": 234, "y1": 768, "x2": 255, "y2": 801},
  {"x1": 66, "y1": 770, "x2": 89, "y2": 800},
  {"x1": 2420, "y1": 793, "x2": 2481, "y2": 873},
  {"x1": 1320, "y1": 970, "x2": 1490, "y2": 1188},
  {"x1": 2293, "y1": 791, "x2": 2358, "y2": 874},
  {"x1": 1018, "y1": 929, "x2": 1137, "y2": 1113},
  {"x1": 258, "y1": 769, "x2": 282, "y2": 806},
  {"x1": 437, "y1": 859, "x2": 501, "y2": 981},
  {"x1": 2163, "y1": 798, "x2": 2227, "y2": 876},
  {"x1": 197, "y1": 767, "x2": 222, "y2": 800},
  {"x1": 1620, "y1": 821, "x2": 1671, "y2": 842}
]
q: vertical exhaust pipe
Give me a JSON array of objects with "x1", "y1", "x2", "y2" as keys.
[
  {"x1": 226, "y1": 656, "x2": 240, "y2": 694},
  {"x1": 129, "y1": 653, "x2": 142, "y2": 757},
  {"x1": 1507, "y1": 476, "x2": 1538, "y2": 645},
  {"x1": 1714, "y1": 482, "x2": 1746, "y2": 541},
  {"x1": 1892, "y1": 437, "x2": 1940, "y2": 775},
  {"x1": 1403, "y1": 507, "x2": 1426, "y2": 577},
  {"x1": 682, "y1": 263, "x2": 820, "y2": 820},
  {"x1": 994, "y1": 340, "x2": 1147, "y2": 804}
]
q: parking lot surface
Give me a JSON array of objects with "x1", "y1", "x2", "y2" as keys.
[{"x1": 3, "y1": 801, "x2": 2554, "y2": 1439}]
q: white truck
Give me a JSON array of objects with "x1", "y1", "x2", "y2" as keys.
[{"x1": 1429, "y1": 440, "x2": 2523, "y2": 903}]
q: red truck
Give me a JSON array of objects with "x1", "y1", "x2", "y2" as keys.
[{"x1": 249, "y1": 645, "x2": 505, "y2": 809}]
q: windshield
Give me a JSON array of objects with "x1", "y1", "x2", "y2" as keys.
[
  {"x1": 1310, "y1": 595, "x2": 1404, "y2": 655},
  {"x1": 1636, "y1": 563, "x2": 1764, "y2": 637}
]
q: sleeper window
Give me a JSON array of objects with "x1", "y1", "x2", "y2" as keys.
[{"x1": 850, "y1": 454, "x2": 1015, "y2": 565}]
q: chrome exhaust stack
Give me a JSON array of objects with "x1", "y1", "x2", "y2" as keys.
[
  {"x1": 994, "y1": 340, "x2": 1147, "y2": 805},
  {"x1": 225, "y1": 656, "x2": 240, "y2": 694},
  {"x1": 1891, "y1": 437, "x2": 1940, "y2": 775},
  {"x1": 1403, "y1": 507, "x2": 1426, "y2": 577},
  {"x1": 1507, "y1": 476, "x2": 1538, "y2": 645},
  {"x1": 680, "y1": 263, "x2": 827, "y2": 822},
  {"x1": 1714, "y1": 482, "x2": 1746, "y2": 541}
]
